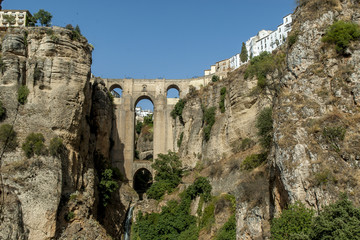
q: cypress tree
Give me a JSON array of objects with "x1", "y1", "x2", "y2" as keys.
[{"x1": 240, "y1": 42, "x2": 248, "y2": 63}]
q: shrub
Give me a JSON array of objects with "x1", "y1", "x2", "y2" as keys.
[
  {"x1": 271, "y1": 201, "x2": 315, "y2": 240},
  {"x1": 244, "y1": 52, "x2": 285, "y2": 89},
  {"x1": 135, "y1": 120, "x2": 143, "y2": 134},
  {"x1": 219, "y1": 87, "x2": 226, "y2": 113},
  {"x1": 322, "y1": 125, "x2": 346, "y2": 152},
  {"x1": 212, "y1": 75, "x2": 220, "y2": 82},
  {"x1": 177, "y1": 132, "x2": 184, "y2": 148},
  {"x1": 256, "y1": 107, "x2": 273, "y2": 150},
  {"x1": 185, "y1": 177, "x2": 212, "y2": 202},
  {"x1": 22, "y1": 133, "x2": 47, "y2": 158},
  {"x1": 240, "y1": 138, "x2": 255, "y2": 151},
  {"x1": 240, "y1": 153, "x2": 267, "y2": 171},
  {"x1": 65, "y1": 211, "x2": 75, "y2": 221},
  {"x1": 215, "y1": 214, "x2": 236, "y2": 240},
  {"x1": 0, "y1": 124, "x2": 17, "y2": 151},
  {"x1": 144, "y1": 114, "x2": 153, "y2": 126},
  {"x1": 322, "y1": 21, "x2": 360, "y2": 55},
  {"x1": 49, "y1": 137, "x2": 64, "y2": 157},
  {"x1": 310, "y1": 194, "x2": 360, "y2": 239},
  {"x1": 203, "y1": 106, "x2": 216, "y2": 141},
  {"x1": 99, "y1": 168, "x2": 119, "y2": 207},
  {"x1": 288, "y1": 31, "x2": 299, "y2": 48},
  {"x1": 146, "y1": 151, "x2": 182, "y2": 200},
  {"x1": 0, "y1": 100, "x2": 5, "y2": 120},
  {"x1": 18, "y1": 85, "x2": 30, "y2": 105},
  {"x1": 171, "y1": 99, "x2": 186, "y2": 123}
]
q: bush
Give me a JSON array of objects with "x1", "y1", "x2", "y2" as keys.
[
  {"x1": 212, "y1": 75, "x2": 220, "y2": 82},
  {"x1": 271, "y1": 202, "x2": 315, "y2": 240},
  {"x1": 256, "y1": 107, "x2": 273, "y2": 150},
  {"x1": 322, "y1": 125, "x2": 346, "y2": 152},
  {"x1": 244, "y1": 52, "x2": 285, "y2": 89},
  {"x1": 310, "y1": 194, "x2": 360, "y2": 239},
  {"x1": 203, "y1": 106, "x2": 216, "y2": 141},
  {"x1": 65, "y1": 211, "x2": 75, "y2": 222},
  {"x1": 177, "y1": 132, "x2": 184, "y2": 148},
  {"x1": 0, "y1": 100, "x2": 5, "y2": 120},
  {"x1": 288, "y1": 31, "x2": 299, "y2": 48},
  {"x1": 144, "y1": 114, "x2": 153, "y2": 126},
  {"x1": 99, "y1": 168, "x2": 119, "y2": 207},
  {"x1": 0, "y1": 124, "x2": 17, "y2": 151},
  {"x1": 171, "y1": 99, "x2": 186, "y2": 123},
  {"x1": 219, "y1": 87, "x2": 226, "y2": 113},
  {"x1": 322, "y1": 20, "x2": 360, "y2": 55},
  {"x1": 49, "y1": 137, "x2": 64, "y2": 157},
  {"x1": 215, "y1": 214, "x2": 236, "y2": 240},
  {"x1": 146, "y1": 151, "x2": 182, "y2": 200},
  {"x1": 135, "y1": 120, "x2": 143, "y2": 134},
  {"x1": 18, "y1": 85, "x2": 30, "y2": 105},
  {"x1": 240, "y1": 153, "x2": 267, "y2": 171},
  {"x1": 240, "y1": 138, "x2": 255, "y2": 151},
  {"x1": 185, "y1": 177, "x2": 212, "y2": 202},
  {"x1": 22, "y1": 133, "x2": 46, "y2": 158}
]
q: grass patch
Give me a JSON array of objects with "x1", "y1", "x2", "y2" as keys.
[{"x1": 322, "y1": 125, "x2": 346, "y2": 152}]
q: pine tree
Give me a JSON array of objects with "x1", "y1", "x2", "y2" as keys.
[{"x1": 240, "y1": 42, "x2": 248, "y2": 63}]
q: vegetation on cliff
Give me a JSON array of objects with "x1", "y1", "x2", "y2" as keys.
[{"x1": 271, "y1": 195, "x2": 360, "y2": 239}]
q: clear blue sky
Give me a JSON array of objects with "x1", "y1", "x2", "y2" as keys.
[{"x1": 3, "y1": 0, "x2": 296, "y2": 110}]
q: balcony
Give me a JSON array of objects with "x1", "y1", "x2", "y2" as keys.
[{"x1": 18, "y1": 13, "x2": 24, "y2": 18}]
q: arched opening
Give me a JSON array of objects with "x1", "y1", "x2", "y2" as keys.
[
  {"x1": 166, "y1": 85, "x2": 180, "y2": 98},
  {"x1": 133, "y1": 168, "x2": 153, "y2": 199},
  {"x1": 110, "y1": 84, "x2": 123, "y2": 98},
  {"x1": 134, "y1": 96, "x2": 154, "y2": 161}
]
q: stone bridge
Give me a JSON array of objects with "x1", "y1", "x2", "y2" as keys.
[{"x1": 101, "y1": 77, "x2": 210, "y2": 183}]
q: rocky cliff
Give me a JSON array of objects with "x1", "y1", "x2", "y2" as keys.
[
  {"x1": 171, "y1": 0, "x2": 360, "y2": 239},
  {"x1": 0, "y1": 27, "x2": 114, "y2": 239}
]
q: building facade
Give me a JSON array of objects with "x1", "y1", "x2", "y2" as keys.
[{"x1": 0, "y1": 10, "x2": 32, "y2": 27}]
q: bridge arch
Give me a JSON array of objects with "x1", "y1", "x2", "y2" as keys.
[
  {"x1": 133, "y1": 167, "x2": 153, "y2": 199},
  {"x1": 110, "y1": 84, "x2": 123, "y2": 98},
  {"x1": 134, "y1": 94, "x2": 155, "y2": 109}
]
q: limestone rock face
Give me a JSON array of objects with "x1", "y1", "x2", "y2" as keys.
[{"x1": 0, "y1": 27, "x2": 113, "y2": 240}]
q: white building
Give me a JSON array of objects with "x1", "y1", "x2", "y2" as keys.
[
  {"x1": 216, "y1": 14, "x2": 292, "y2": 73},
  {"x1": 0, "y1": 10, "x2": 32, "y2": 27},
  {"x1": 135, "y1": 107, "x2": 153, "y2": 118}
]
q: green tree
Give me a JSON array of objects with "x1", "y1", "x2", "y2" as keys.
[
  {"x1": 256, "y1": 107, "x2": 273, "y2": 150},
  {"x1": 0, "y1": 124, "x2": 17, "y2": 151},
  {"x1": 99, "y1": 168, "x2": 119, "y2": 207},
  {"x1": 170, "y1": 99, "x2": 186, "y2": 123},
  {"x1": 33, "y1": 9, "x2": 52, "y2": 27},
  {"x1": 271, "y1": 202, "x2": 314, "y2": 240},
  {"x1": 22, "y1": 132, "x2": 46, "y2": 158},
  {"x1": 135, "y1": 120, "x2": 143, "y2": 134},
  {"x1": 240, "y1": 42, "x2": 248, "y2": 63},
  {"x1": 146, "y1": 151, "x2": 182, "y2": 199},
  {"x1": 310, "y1": 194, "x2": 360, "y2": 239}
]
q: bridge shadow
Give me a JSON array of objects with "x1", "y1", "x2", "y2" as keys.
[{"x1": 111, "y1": 110, "x2": 126, "y2": 180}]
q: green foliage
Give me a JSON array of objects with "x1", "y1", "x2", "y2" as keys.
[
  {"x1": 310, "y1": 194, "x2": 360, "y2": 239},
  {"x1": 271, "y1": 202, "x2": 315, "y2": 240},
  {"x1": 185, "y1": 177, "x2": 212, "y2": 202},
  {"x1": 0, "y1": 124, "x2": 17, "y2": 151},
  {"x1": 18, "y1": 85, "x2": 30, "y2": 105},
  {"x1": 240, "y1": 153, "x2": 267, "y2": 171},
  {"x1": 65, "y1": 24, "x2": 83, "y2": 41},
  {"x1": 314, "y1": 169, "x2": 336, "y2": 186},
  {"x1": 240, "y1": 42, "x2": 248, "y2": 63},
  {"x1": 99, "y1": 168, "x2": 119, "y2": 207},
  {"x1": 49, "y1": 137, "x2": 64, "y2": 157},
  {"x1": 244, "y1": 52, "x2": 285, "y2": 89},
  {"x1": 3, "y1": 14, "x2": 16, "y2": 25},
  {"x1": 215, "y1": 214, "x2": 236, "y2": 240},
  {"x1": 143, "y1": 114, "x2": 153, "y2": 126},
  {"x1": 171, "y1": 99, "x2": 186, "y2": 124},
  {"x1": 256, "y1": 107, "x2": 273, "y2": 150},
  {"x1": 22, "y1": 133, "x2": 46, "y2": 158},
  {"x1": 203, "y1": 106, "x2": 216, "y2": 141},
  {"x1": 219, "y1": 87, "x2": 226, "y2": 113},
  {"x1": 65, "y1": 211, "x2": 75, "y2": 221},
  {"x1": 146, "y1": 151, "x2": 182, "y2": 200},
  {"x1": 200, "y1": 201, "x2": 215, "y2": 229},
  {"x1": 33, "y1": 9, "x2": 52, "y2": 26},
  {"x1": 322, "y1": 125, "x2": 346, "y2": 152},
  {"x1": 212, "y1": 75, "x2": 220, "y2": 82},
  {"x1": 177, "y1": 132, "x2": 184, "y2": 148},
  {"x1": 322, "y1": 20, "x2": 360, "y2": 55},
  {"x1": 240, "y1": 138, "x2": 255, "y2": 151},
  {"x1": 135, "y1": 120, "x2": 143, "y2": 134},
  {"x1": 107, "y1": 90, "x2": 114, "y2": 104},
  {"x1": 0, "y1": 100, "x2": 5, "y2": 120},
  {"x1": 288, "y1": 31, "x2": 299, "y2": 48}
]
